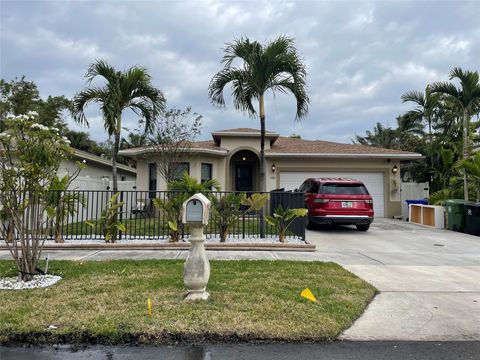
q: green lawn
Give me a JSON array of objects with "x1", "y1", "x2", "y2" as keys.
[{"x1": 0, "y1": 260, "x2": 376, "y2": 344}]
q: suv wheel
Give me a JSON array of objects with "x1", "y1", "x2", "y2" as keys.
[{"x1": 356, "y1": 224, "x2": 370, "y2": 231}]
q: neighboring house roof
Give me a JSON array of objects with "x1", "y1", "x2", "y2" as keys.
[
  {"x1": 119, "y1": 128, "x2": 423, "y2": 160},
  {"x1": 73, "y1": 149, "x2": 137, "y2": 174}
]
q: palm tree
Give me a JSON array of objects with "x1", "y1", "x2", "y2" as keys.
[
  {"x1": 208, "y1": 36, "x2": 309, "y2": 193},
  {"x1": 430, "y1": 68, "x2": 480, "y2": 200},
  {"x1": 456, "y1": 152, "x2": 480, "y2": 202},
  {"x1": 73, "y1": 60, "x2": 166, "y2": 193},
  {"x1": 401, "y1": 85, "x2": 440, "y2": 166}
]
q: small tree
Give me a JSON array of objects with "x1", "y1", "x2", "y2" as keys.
[
  {"x1": 0, "y1": 112, "x2": 77, "y2": 281},
  {"x1": 148, "y1": 107, "x2": 202, "y2": 184}
]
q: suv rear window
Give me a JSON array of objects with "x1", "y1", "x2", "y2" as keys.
[{"x1": 320, "y1": 184, "x2": 369, "y2": 195}]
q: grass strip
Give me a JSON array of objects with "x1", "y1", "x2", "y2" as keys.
[{"x1": 0, "y1": 260, "x2": 376, "y2": 345}]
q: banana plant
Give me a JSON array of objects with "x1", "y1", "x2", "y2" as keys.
[
  {"x1": 211, "y1": 193, "x2": 268, "y2": 242},
  {"x1": 265, "y1": 205, "x2": 308, "y2": 243},
  {"x1": 47, "y1": 173, "x2": 85, "y2": 243}
]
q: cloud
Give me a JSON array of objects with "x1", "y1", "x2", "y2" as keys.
[{"x1": 1, "y1": 0, "x2": 479, "y2": 144}]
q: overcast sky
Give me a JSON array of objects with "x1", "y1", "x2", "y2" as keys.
[{"x1": 1, "y1": 0, "x2": 479, "y2": 144}]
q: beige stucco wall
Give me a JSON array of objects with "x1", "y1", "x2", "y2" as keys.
[
  {"x1": 219, "y1": 136, "x2": 272, "y2": 152},
  {"x1": 135, "y1": 154, "x2": 227, "y2": 192}
]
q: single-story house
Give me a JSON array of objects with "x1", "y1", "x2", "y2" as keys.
[
  {"x1": 58, "y1": 149, "x2": 137, "y2": 191},
  {"x1": 119, "y1": 128, "x2": 423, "y2": 218}
]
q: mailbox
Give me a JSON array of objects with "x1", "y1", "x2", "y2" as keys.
[{"x1": 182, "y1": 193, "x2": 211, "y2": 226}]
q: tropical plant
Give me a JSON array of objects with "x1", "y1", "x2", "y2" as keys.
[
  {"x1": 86, "y1": 192, "x2": 126, "y2": 243},
  {"x1": 431, "y1": 147, "x2": 456, "y2": 190},
  {"x1": 0, "y1": 112, "x2": 75, "y2": 281},
  {"x1": 47, "y1": 170, "x2": 85, "y2": 243},
  {"x1": 430, "y1": 68, "x2": 480, "y2": 200},
  {"x1": 210, "y1": 192, "x2": 267, "y2": 242},
  {"x1": 265, "y1": 205, "x2": 308, "y2": 243},
  {"x1": 73, "y1": 60, "x2": 166, "y2": 194},
  {"x1": 153, "y1": 173, "x2": 220, "y2": 242},
  {"x1": 208, "y1": 36, "x2": 309, "y2": 237},
  {"x1": 456, "y1": 152, "x2": 480, "y2": 201}
]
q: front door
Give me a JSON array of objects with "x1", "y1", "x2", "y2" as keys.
[{"x1": 235, "y1": 164, "x2": 253, "y2": 191}]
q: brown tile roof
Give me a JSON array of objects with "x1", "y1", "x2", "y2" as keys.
[
  {"x1": 190, "y1": 140, "x2": 225, "y2": 151},
  {"x1": 213, "y1": 127, "x2": 277, "y2": 134},
  {"x1": 267, "y1": 136, "x2": 419, "y2": 155}
]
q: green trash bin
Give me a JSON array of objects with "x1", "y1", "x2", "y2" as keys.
[{"x1": 445, "y1": 199, "x2": 472, "y2": 232}]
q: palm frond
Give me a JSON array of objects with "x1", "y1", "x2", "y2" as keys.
[
  {"x1": 72, "y1": 87, "x2": 108, "y2": 127},
  {"x1": 85, "y1": 59, "x2": 118, "y2": 85},
  {"x1": 401, "y1": 90, "x2": 425, "y2": 105}
]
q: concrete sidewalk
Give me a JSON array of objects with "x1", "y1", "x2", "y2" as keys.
[{"x1": 1, "y1": 219, "x2": 479, "y2": 341}]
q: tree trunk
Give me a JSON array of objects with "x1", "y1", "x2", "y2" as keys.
[
  {"x1": 110, "y1": 114, "x2": 122, "y2": 242},
  {"x1": 112, "y1": 115, "x2": 121, "y2": 194},
  {"x1": 259, "y1": 95, "x2": 266, "y2": 238},
  {"x1": 463, "y1": 110, "x2": 469, "y2": 201}
]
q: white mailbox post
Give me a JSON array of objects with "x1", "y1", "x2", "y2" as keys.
[{"x1": 182, "y1": 193, "x2": 211, "y2": 301}]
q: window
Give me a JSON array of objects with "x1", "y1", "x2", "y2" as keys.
[
  {"x1": 148, "y1": 163, "x2": 157, "y2": 198},
  {"x1": 172, "y1": 162, "x2": 190, "y2": 180},
  {"x1": 310, "y1": 182, "x2": 319, "y2": 194},
  {"x1": 121, "y1": 175, "x2": 126, "y2": 181},
  {"x1": 321, "y1": 184, "x2": 369, "y2": 195},
  {"x1": 201, "y1": 163, "x2": 212, "y2": 183}
]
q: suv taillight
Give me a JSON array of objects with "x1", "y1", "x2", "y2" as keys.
[{"x1": 314, "y1": 199, "x2": 330, "y2": 203}]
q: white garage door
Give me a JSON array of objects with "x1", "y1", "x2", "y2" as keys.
[{"x1": 280, "y1": 171, "x2": 385, "y2": 217}]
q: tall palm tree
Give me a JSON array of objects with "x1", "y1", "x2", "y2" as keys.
[
  {"x1": 401, "y1": 85, "x2": 439, "y2": 166},
  {"x1": 208, "y1": 36, "x2": 309, "y2": 193},
  {"x1": 73, "y1": 60, "x2": 166, "y2": 193},
  {"x1": 430, "y1": 68, "x2": 480, "y2": 200}
]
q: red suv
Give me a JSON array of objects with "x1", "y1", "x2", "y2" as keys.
[{"x1": 299, "y1": 178, "x2": 374, "y2": 231}]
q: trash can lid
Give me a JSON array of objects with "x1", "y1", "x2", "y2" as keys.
[
  {"x1": 405, "y1": 199, "x2": 429, "y2": 204},
  {"x1": 446, "y1": 199, "x2": 473, "y2": 204}
]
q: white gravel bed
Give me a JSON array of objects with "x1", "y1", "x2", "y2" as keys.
[
  {"x1": 0, "y1": 274, "x2": 62, "y2": 290},
  {"x1": 43, "y1": 235, "x2": 306, "y2": 245}
]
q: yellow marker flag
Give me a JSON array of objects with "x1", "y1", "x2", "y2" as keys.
[
  {"x1": 147, "y1": 298, "x2": 152, "y2": 316},
  {"x1": 300, "y1": 288, "x2": 316, "y2": 302}
]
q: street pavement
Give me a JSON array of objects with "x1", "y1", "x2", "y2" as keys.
[
  {"x1": 2, "y1": 342, "x2": 480, "y2": 360},
  {"x1": 0, "y1": 219, "x2": 479, "y2": 341}
]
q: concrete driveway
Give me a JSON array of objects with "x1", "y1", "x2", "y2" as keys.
[{"x1": 304, "y1": 219, "x2": 480, "y2": 341}]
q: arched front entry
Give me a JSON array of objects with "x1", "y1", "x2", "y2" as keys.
[{"x1": 228, "y1": 149, "x2": 260, "y2": 191}]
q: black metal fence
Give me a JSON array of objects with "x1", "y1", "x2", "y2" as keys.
[{"x1": 1, "y1": 190, "x2": 306, "y2": 242}]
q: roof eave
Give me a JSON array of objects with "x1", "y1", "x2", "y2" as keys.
[
  {"x1": 119, "y1": 147, "x2": 228, "y2": 157},
  {"x1": 265, "y1": 152, "x2": 424, "y2": 160},
  {"x1": 73, "y1": 150, "x2": 137, "y2": 174}
]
